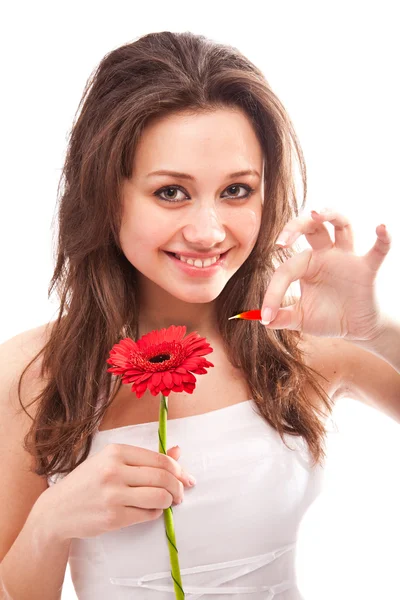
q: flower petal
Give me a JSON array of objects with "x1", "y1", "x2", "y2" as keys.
[
  {"x1": 180, "y1": 372, "x2": 197, "y2": 384},
  {"x1": 172, "y1": 372, "x2": 182, "y2": 386},
  {"x1": 152, "y1": 371, "x2": 162, "y2": 387},
  {"x1": 164, "y1": 325, "x2": 186, "y2": 342},
  {"x1": 134, "y1": 372, "x2": 153, "y2": 384},
  {"x1": 183, "y1": 383, "x2": 195, "y2": 393},
  {"x1": 162, "y1": 371, "x2": 174, "y2": 389},
  {"x1": 136, "y1": 382, "x2": 149, "y2": 395},
  {"x1": 175, "y1": 366, "x2": 188, "y2": 374}
]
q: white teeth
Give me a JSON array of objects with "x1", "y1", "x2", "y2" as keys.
[
  {"x1": 201, "y1": 257, "x2": 215, "y2": 268},
  {"x1": 174, "y1": 254, "x2": 220, "y2": 268}
]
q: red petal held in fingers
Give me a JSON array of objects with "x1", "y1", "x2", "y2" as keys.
[{"x1": 228, "y1": 309, "x2": 262, "y2": 321}]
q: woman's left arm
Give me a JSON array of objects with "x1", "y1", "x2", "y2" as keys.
[
  {"x1": 332, "y1": 317, "x2": 400, "y2": 423},
  {"x1": 351, "y1": 313, "x2": 400, "y2": 373}
]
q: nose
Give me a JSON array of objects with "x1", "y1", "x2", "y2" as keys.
[{"x1": 182, "y1": 205, "x2": 226, "y2": 248}]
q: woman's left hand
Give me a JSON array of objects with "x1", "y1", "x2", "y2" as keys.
[{"x1": 261, "y1": 208, "x2": 392, "y2": 342}]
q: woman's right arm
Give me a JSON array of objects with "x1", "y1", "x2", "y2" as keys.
[
  {"x1": 0, "y1": 494, "x2": 72, "y2": 600},
  {"x1": 0, "y1": 324, "x2": 70, "y2": 600}
]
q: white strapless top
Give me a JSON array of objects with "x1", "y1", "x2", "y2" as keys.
[{"x1": 48, "y1": 399, "x2": 326, "y2": 599}]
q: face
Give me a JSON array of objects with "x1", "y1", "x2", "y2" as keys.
[{"x1": 120, "y1": 107, "x2": 264, "y2": 310}]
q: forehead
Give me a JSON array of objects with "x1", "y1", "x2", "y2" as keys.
[{"x1": 133, "y1": 108, "x2": 263, "y2": 176}]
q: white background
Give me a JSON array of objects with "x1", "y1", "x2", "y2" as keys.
[{"x1": 1, "y1": 1, "x2": 399, "y2": 598}]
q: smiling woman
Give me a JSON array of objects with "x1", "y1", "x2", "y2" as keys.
[{"x1": 0, "y1": 29, "x2": 398, "y2": 600}]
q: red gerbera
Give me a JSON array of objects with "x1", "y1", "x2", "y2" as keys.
[{"x1": 106, "y1": 325, "x2": 214, "y2": 398}]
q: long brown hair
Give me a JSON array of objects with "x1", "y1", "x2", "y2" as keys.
[{"x1": 19, "y1": 31, "x2": 333, "y2": 477}]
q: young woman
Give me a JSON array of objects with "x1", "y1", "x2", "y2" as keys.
[{"x1": 0, "y1": 31, "x2": 399, "y2": 600}]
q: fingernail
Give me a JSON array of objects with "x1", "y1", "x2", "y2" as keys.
[
  {"x1": 261, "y1": 308, "x2": 272, "y2": 324},
  {"x1": 188, "y1": 475, "x2": 197, "y2": 486},
  {"x1": 275, "y1": 231, "x2": 291, "y2": 246},
  {"x1": 172, "y1": 445, "x2": 180, "y2": 450}
]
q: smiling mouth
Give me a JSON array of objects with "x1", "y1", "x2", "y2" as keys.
[{"x1": 163, "y1": 250, "x2": 229, "y2": 269}]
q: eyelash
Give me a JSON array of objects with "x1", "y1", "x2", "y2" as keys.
[{"x1": 153, "y1": 183, "x2": 256, "y2": 203}]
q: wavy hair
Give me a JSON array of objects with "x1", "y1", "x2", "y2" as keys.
[{"x1": 18, "y1": 31, "x2": 334, "y2": 477}]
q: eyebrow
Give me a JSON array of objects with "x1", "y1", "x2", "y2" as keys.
[{"x1": 146, "y1": 169, "x2": 261, "y2": 180}]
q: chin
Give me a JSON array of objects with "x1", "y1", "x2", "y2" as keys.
[
  {"x1": 169, "y1": 290, "x2": 221, "y2": 304},
  {"x1": 161, "y1": 281, "x2": 225, "y2": 304}
]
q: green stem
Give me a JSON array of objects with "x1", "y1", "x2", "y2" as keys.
[{"x1": 159, "y1": 393, "x2": 185, "y2": 599}]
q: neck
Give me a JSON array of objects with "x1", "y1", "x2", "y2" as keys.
[
  {"x1": 135, "y1": 277, "x2": 222, "y2": 341},
  {"x1": 138, "y1": 312, "x2": 220, "y2": 343}
]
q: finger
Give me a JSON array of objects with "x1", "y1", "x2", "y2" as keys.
[
  {"x1": 310, "y1": 209, "x2": 354, "y2": 252},
  {"x1": 261, "y1": 249, "x2": 312, "y2": 324},
  {"x1": 119, "y1": 506, "x2": 164, "y2": 527},
  {"x1": 115, "y1": 443, "x2": 192, "y2": 487},
  {"x1": 275, "y1": 215, "x2": 332, "y2": 250},
  {"x1": 167, "y1": 446, "x2": 181, "y2": 460},
  {"x1": 363, "y1": 224, "x2": 391, "y2": 272},
  {"x1": 261, "y1": 304, "x2": 303, "y2": 331},
  {"x1": 122, "y1": 485, "x2": 175, "y2": 510},
  {"x1": 120, "y1": 465, "x2": 184, "y2": 505}
]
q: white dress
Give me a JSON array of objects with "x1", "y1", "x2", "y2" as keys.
[{"x1": 47, "y1": 399, "x2": 326, "y2": 599}]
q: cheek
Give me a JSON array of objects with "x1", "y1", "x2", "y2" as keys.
[
  {"x1": 119, "y1": 207, "x2": 171, "y2": 255},
  {"x1": 228, "y1": 207, "x2": 260, "y2": 246}
]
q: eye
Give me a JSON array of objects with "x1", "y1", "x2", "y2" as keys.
[
  {"x1": 153, "y1": 183, "x2": 255, "y2": 203},
  {"x1": 153, "y1": 185, "x2": 189, "y2": 203},
  {"x1": 222, "y1": 184, "x2": 255, "y2": 199}
]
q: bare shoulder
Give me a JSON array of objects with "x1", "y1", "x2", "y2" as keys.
[
  {"x1": 1, "y1": 321, "x2": 58, "y2": 409},
  {"x1": 0, "y1": 320, "x2": 57, "y2": 561},
  {"x1": 0, "y1": 318, "x2": 57, "y2": 452},
  {"x1": 2, "y1": 321, "x2": 55, "y2": 376}
]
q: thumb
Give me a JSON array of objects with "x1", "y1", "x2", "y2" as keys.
[
  {"x1": 261, "y1": 304, "x2": 302, "y2": 331},
  {"x1": 167, "y1": 445, "x2": 181, "y2": 460}
]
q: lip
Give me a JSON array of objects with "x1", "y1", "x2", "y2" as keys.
[
  {"x1": 163, "y1": 250, "x2": 229, "y2": 277},
  {"x1": 168, "y1": 251, "x2": 224, "y2": 259}
]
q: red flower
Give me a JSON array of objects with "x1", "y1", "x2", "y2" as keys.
[{"x1": 106, "y1": 325, "x2": 214, "y2": 398}]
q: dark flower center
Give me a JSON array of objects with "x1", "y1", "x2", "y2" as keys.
[{"x1": 149, "y1": 353, "x2": 171, "y2": 363}]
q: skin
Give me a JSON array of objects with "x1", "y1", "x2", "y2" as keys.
[{"x1": 120, "y1": 107, "x2": 265, "y2": 340}]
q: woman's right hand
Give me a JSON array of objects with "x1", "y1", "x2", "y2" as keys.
[{"x1": 40, "y1": 443, "x2": 195, "y2": 541}]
